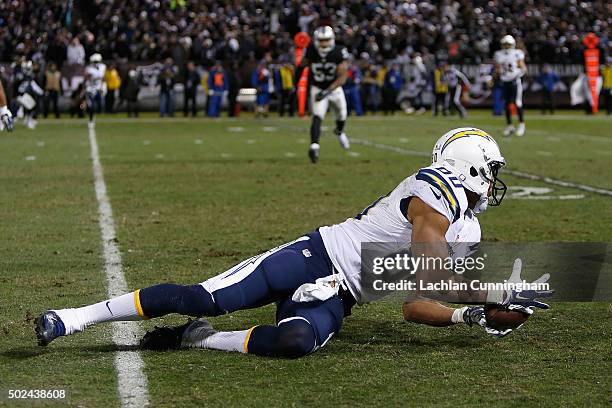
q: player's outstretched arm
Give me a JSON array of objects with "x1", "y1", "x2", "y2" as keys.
[
  {"x1": 403, "y1": 298, "x2": 486, "y2": 327},
  {"x1": 0, "y1": 80, "x2": 13, "y2": 131},
  {"x1": 407, "y1": 197, "x2": 489, "y2": 303}
]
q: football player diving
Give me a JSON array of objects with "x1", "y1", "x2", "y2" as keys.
[
  {"x1": 296, "y1": 26, "x2": 351, "y2": 163},
  {"x1": 36, "y1": 128, "x2": 552, "y2": 358}
]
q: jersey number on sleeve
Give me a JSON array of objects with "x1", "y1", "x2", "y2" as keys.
[{"x1": 435, "y1": 166, "x2": 463, "y2": 188}]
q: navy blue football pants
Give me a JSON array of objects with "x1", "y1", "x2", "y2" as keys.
[{"x1": 138, "y1": 232, "x2": 346, "y2": 358}]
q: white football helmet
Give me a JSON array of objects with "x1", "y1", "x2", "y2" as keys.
[
  {"x1": 432, "y1": 128, "x2": 507, "y2": 208},
  {"x1": 90, "y1": 53, "x2": 103, "y2": 63},
  {"x1": 500, "y1": 35, "x2": 516, "y2": 49},
  {"x1": 314, "y1": 26, "x2": 335, "y2": 57},
  {"x1": 21, "y1": 60, "x2": 33, "y2": 75}
]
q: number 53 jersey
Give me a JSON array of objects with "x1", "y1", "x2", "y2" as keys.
[
  {"x1": 319, "y1": 164, "x2": 481, "y2": 303},
  {"x1": 306, "y1": 44, "x2": 349, "y2": 90}
]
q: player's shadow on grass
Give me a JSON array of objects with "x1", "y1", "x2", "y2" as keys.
[
  {"x1": 339, "y1": 318, "x2": 483, "y2": 350},
  {"x1": 1, "y1": 344, "x2": 141, "y2": 360}
]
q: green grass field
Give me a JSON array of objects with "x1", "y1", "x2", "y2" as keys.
[{"x1": 0, "y1": 111, "x2": 610, "y2": 407}]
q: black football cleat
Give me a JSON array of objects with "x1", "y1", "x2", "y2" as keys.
[{"x1": 35, "y1": 311, "x2": 66, "y2": 346}]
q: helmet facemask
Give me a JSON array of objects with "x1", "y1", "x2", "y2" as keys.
[{"x1": 479, "y1": 161, "x2": 507, "y2": 206}]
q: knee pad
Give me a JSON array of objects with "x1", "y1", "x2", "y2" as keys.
[
  {"x1": 275, "y1": 318, "x2": 316, "y2": 358},
  {"x1": 249, "y1": 318, "x2": 316, "y2": 358}
]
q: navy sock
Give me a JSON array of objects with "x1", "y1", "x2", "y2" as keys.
[
  {"x1": 310, "y1": 116, "x2": 322, "y2": 144},
  {"x1": 138, "y1": 284, "x2": 221, "y2": 318}
]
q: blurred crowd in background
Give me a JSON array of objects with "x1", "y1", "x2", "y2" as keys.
[{"x1": 1, "y1": 0, "x2": 611, "y2": 118}]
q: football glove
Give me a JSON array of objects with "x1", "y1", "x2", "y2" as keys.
[
  {"x1": 0, "y1": 106, "x2": 13, "y2": 132},
  {"x1": 486, "y1": 258, "x2": 553, "y2": 309},
  {"x1": 315, "y1": 89, "x2": 331, "y2": 102},
  {"x1": 462, "y1": 306, "x2": 515, "y2": 338},
  {"x1": 485, "y1": 326, "x2": 513, "y2": 338},
  {"x1": 462, "y1": 306, "x2": 486, "y2": 327},
  {"x1": 484, "y1": 304, "x2": 534, "y2": 338}
]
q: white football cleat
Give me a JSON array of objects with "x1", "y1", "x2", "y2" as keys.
[
  {"x1": 516, "y1": 123, "x2": 525, "y2": 137},
  {"x1": 503, "y1": 125, "x2": 515, "y2": 137},
  {"x1": 181, "y1": 318, "x2": 218, "y2": 349},
  {"x1": 337, "y1": 132, "x2": 350, "y2": 150},
  {"x1": 25, "y1": 117, "x2": 37, "y2": 129},
  {"x1": 308, "y1": 143, "x2": 320, "y2": 163}
]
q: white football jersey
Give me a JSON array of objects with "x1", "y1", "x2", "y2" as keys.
[
  {"x1": 85, "y1": 63, "x2": 106, "y2": 94},
  {"x1": 320, "y1": 164, "x2": 481, "y2": 304},
  {"x1": 494, "y1": 49, "x2": 525, "y2": 82}
]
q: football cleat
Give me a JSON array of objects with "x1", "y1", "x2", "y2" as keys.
[
  {"x1": 140, "y1": 320, "x2": 193, "y2": 350},
  {"x1": 308, "y1": 143, "x2": 320, "y2": 164},
  {"x1": 181, "y1": 318, "x2": 218, "y2": 349},
  {"x1": 516, "y1": 123, "x2": 525, "y2": 137},
  {"x1": 35, "y1": 311, "x2": 66, "y2": 346},
  {"x1": 503, "y1": 125, "x2": 515, "y2": 137},
  {"x1": 336, "y1": 132, "x2": 350, "y2": 150}
]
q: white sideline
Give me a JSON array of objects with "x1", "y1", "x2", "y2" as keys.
[
  {"x1": 88, "y1": 125, "x2": 150, "y2": 407},
  {"x1": 351, "y1": 138, "x2": 612, "y2": 197}
]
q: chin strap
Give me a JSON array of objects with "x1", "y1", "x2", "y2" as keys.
[{"x1": 472, "y1": 194, "x2": 488, "y2": 214}]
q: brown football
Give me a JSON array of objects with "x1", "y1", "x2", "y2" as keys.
[{"x1": 484, "y1": 305, "x2": 530, "y2": 330}]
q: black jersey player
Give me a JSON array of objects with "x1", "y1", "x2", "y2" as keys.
[{"x1": 297, "y1": 26, "x2": 350, "y2": 163}]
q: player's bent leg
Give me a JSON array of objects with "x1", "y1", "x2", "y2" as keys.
[
  {"x1": 309, "y1": 116, "x2": 323, "y2": 163},
  {"x1": 35, "y1": 285, "x2": 214, "y2": 346},
  {"x1": 150, "y1": 295, "x2": 346, "y2": 358},
  {"x1": 38, "y1": 233, "x2": 333, "y2": 346},
  {"x1": 331, "y1": 89, "x2": 350, "y2": 150}
]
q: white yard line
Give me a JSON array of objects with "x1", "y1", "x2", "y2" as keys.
[
  {"x1": 88, "y1": 125, "x2": 150, "y2": 407},
  {"x1": 351, "y1": 138, "x2": 612, "y2": 197}
]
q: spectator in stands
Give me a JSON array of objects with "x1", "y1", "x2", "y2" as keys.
[
  {"x1": 123, "y1": 68, "x2": 142, "y2": 118},
  {"x1": 537, "y1": 64, "x2": 560, "y2": 114},
  {"x1": 382, "y1": 63, "x2": 403, "y2": 115},
  {"x1": 344, "y1": 58, "x2": 363, "y2": 116},
  {"x1": 602, "y1": 58, "x2": 612, "y2": 115},
  {"x1": 226, "y1": 62, "x2": 241, "y2": 117},
  {"x1": 433, "y1": 61, "x2": 449, "y2": 116},
  {"x1": 43, "y1": 63, "x2": 62, "y2": 118},
  {"x1": 158, "y1": 59, "x2": 177, "y2": 117},
  {"x1": 402, "y1": 54, "x2": 428, "y2": 115},
  {"x1": 252, "y1": 61, "x2": 271, "y2": 118},
  {"x1": 207, "y1": 61, "x2": 227, "y2": 118},
  {"x1": 1, "y1": 0, "x2": 607, "y2": 67},
  {"x1": 104, "y1": 64, "x2": 121, "y2": 113},
  {"x1": 362, "y1": 65, "x2": 381, "y2": 114},
  {"x1": 183, "y1": 61, "x2": 200, "y2": 117},
  {"x1": 275, "y1": 56, "x2": 295, "y2": 117},
  {"x1": 66, "y1": 37, "x2": 85, "y2": 66}
]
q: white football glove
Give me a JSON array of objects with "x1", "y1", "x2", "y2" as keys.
[
  {"x1": 463, "y1": 304, "x2": 533, "y2": 338},
  {"x1": 462, "y1": 306, "x2": 510, "y2": 338},
  {"x1": 487, "y1": 258, "x2": 553, "y2": 309},
  {"x1": 0, "y1": 106, "x2": 13, "y2": 132}
]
